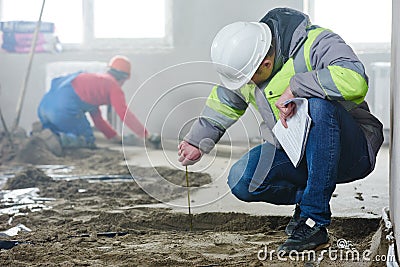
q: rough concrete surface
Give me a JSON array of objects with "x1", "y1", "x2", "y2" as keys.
[{"x1": 0, "y1": 130, "x2": 390, "y2": 266}]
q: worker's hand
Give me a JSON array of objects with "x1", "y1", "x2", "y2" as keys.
[
  {"x1": 110, "y1": 135, "x2": 123, "y2": 144},
  {"x1": 275, "y1": 86, "x2": 296, "y2": 128},
  {"x1": 147, "y1": 133, "x2": 161, "y2": 143},
  {"x1": 147, "y1": 133, "x2": 161, "y2": 149},
  {"x1": 178, "y1": 141, "x2": 203, "y2": 166}
]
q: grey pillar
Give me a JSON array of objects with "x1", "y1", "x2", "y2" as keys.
[{"x1": 390, "y1": 0, "x2": 400, "y2": 260}]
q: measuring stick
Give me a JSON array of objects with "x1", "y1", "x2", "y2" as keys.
[{"x1": 185, "y1": 166, "x2": 193, "y2": 231}]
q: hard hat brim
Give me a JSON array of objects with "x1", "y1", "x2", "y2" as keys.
[{"x1": 215, "y1": 22, "x2": 272, "y2": 90}]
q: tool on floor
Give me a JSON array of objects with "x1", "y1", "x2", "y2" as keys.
[
  {"x1": 0, "y1": 240, "x2": 32, "y2": 250},
  {"x1": 13, "y1": 0, "x2": 46, "y2": 130},
  {"x1": 68, "y1": 232, "x2": 128, "y2": 238},
  {"x1": 186, "y1": 166, "x2": 193, "y2": 231}
]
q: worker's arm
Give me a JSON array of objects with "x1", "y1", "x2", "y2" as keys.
[
  {"x1": 184, "y1": 85, "x2": 248, "y2": 154},
  {"x1": 290, "y1": 30, "x2": 368, "y2": 106},
  {"x1": 109, "y1": 88, "x2": 149, "y2": 138},
  {"x1": 89, "y1": 108, "x2": 118, "y2": 139}
]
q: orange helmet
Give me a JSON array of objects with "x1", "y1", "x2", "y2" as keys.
[{"x1": 108, "y1": 55, "x2": 131, "y2": 78}]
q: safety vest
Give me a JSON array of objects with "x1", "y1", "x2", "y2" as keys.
[
  {"x1": 239, "y1": 26, "x2": 367, "y2": 121},
  {"x1": 205, "y1": 26, "x2": 368, "y2": 132},
  {"x1": 192, "y1": 26, "x2": 379, "y2": 158}
]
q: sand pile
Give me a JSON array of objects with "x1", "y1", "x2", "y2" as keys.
[
  {"x1": 0, "y1": 166, "x2": 384, "y2": 266},
  {"x1": 0, "y1": 127, "x2": 63, "y2": 165}
]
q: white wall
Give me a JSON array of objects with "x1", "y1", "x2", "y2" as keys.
[
  {"x1": 0, "y1": 1, "x2": 390, "y2": 143},
  {"x1": 0, "y1": 0, "x2": 301, "y2": 141}
]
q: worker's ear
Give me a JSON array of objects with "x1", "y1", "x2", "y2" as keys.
[{"x1": 262, "y1": 58, "x2": 273, "y2": 70}]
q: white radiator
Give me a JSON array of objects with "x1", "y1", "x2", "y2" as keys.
[{"x1": 45, "y1": 61, "x2": 107, "y2": 90}]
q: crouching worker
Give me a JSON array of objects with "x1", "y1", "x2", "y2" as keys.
[
  {"x1": 178, "y1": 8, "x2": 383, "y2": 253},
  {"x1": 38, "y1": 55, "x2": 157, "y2": 149}
]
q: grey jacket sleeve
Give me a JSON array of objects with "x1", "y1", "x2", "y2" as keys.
[
  {"x1": 183, "y1": 117, "x2": 225, "y2": 154},
  {"x1": 290, "y1": 30, "x2": 368, "y2": 100},
  {"x1": 184, "y1": 86, "x2": 248, "y2": 153}
]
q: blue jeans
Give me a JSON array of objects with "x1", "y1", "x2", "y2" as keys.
[
  {"x1": 38, "y1": 72, "x2": 96, "y2": 144},
  {"x1": 228, "y1": 98, "x2": 371, "y2": 226}
]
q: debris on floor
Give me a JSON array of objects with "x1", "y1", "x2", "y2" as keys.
[
  {"x1": 0, "y1": 128, "x2": 387, "y2": 266},
  {"x1": 0, "y1": 223, "x2": 31, "y2": 237}
]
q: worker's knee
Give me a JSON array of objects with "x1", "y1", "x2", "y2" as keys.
[
  {"x1": 227, "y1": 143, "x2": 273, "y2": 202},
  {"x1": 229, "y1": 178, "x2": 256, "y2": 202},
  {"x1": 228, "y1": 165, "x2": 257, "y2": 202}
]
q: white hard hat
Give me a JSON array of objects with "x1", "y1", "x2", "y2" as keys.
[{"x1": 211, "y1": 22, "x2": 272, "y2": 90}]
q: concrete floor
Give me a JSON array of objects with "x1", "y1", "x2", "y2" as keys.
[{"x1": 118, "y1": 141, "x2": 389, "y2": 219}]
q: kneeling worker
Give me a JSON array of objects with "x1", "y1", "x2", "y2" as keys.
[{"x1": 38, "y1": 55, "x2": 157, "y2": 148}]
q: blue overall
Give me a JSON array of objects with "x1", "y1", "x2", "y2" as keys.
[{"x1": 37, "y1": 72, "x2": 97, "y2": 145}]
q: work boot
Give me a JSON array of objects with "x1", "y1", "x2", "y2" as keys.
[
  {"x1": 37, "y1": 129, "x2": 63, "y2": 156},
  {"x1": 278, "y1": 218, "x2": 330, "y2": 254},
  {"x1": 285, "y1": 204, "x2": 301, "y2": 236},
  {"x1": 31, "y1": 121, "x2": 43, "y2": 135},
  {"x1": 59, "y1": 133, "x2": 96, "y2": 149}
]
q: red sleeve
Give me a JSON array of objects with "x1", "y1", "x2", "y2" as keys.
[
  {"x1": 109, "y1": 89, "x2": 149, "y2": 138},
  {"x1": 89, "y1": 108, "x2": 118, "y2": 139}
]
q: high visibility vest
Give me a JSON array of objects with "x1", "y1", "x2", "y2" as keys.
[
  {"x1": 205, "y1": 26, "x2": 368, "y2": 131},
  {"x1": 239, "y1": 26, "x2": 367, "y2": 121}
]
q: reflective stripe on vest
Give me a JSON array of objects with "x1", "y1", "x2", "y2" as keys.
[
  {"x1": 206, "y1": 86, "x2": 246, "y2": 121},
  {"x1": 262, "y1": 27, "x2": 331, "y2": 120}
]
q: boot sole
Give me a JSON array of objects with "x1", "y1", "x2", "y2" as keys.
[
  {"x1": 314, "y1": 242, "x2": 331, "y2": 251},
  {"x1": 296, "y1": 242, "x2": 331, "y2": 256}
]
